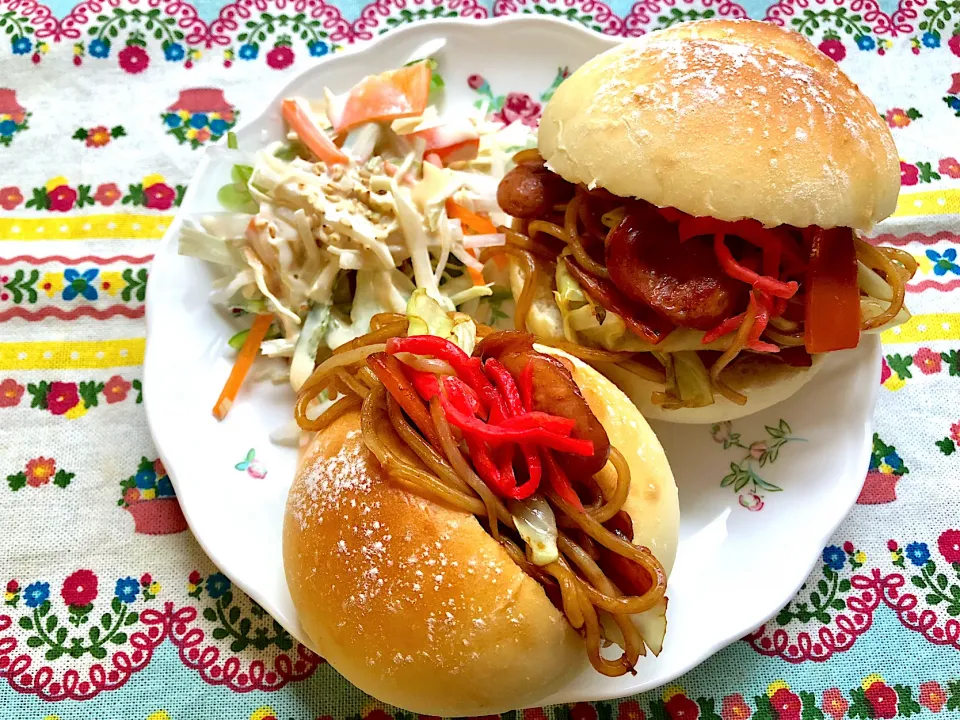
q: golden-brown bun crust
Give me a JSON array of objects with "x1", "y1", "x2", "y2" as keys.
[
  {"x1": 283, "y1": 353, "x2": 679, "y2": 714},
  {"x1": 602, "y1": 352, "x2": 826, "y2": 424},
  {"x1": 538, "y1": 19, "x2": 899, "y2": 231}
]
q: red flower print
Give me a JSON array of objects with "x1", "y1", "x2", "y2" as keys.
[
  {"x1": 818, "y1": 38, "x2": 846, "y2": 61},
  {"x1": 103, "y1": 374, "x2": 131, "y2": 404},
  {"x1": 196, "y1": 127, "x2": 211, "y2": 143},
  {"x1": 666, "y1": 695, "x2": 700, "y2": 720},
  {"x1": 950, "y1": 35, "x2": 960, "y2": 57},
  {"x1": 865, "y1": 682, "x2": 898, "y2": 719},
  {"x1": 140, "y1": 573, "x2": 152, "y2": 587},
  {"x1": 61, "y1": 569, "x2": 98, "y2": 607},
  {"x1": 0, "y1": 378, "x2": 24, "y2": 407},
  {"x1": 267, "y1": 45, "x2": 294, "y2": 70},
  {"x1": 950, "y1": 423, "x2": 960, "y2": 444},
  {"x1": 468, "y1": 74, "x2": 485, "y2": 90},
  {"x1": 571, "y1": 704, "x2": 599, "y2": 720},
  {"x1": 822, "y1": 688, "x2": 849, "y2": 720},
  {"x1": 86, "y1": 125, "x2": 111, "y2": 147},
  {"x1": 25, "y1": 457, "x2": 56, "y2": 487},
  {"x1": 920, "y1": 682, "x2": 946, "y2": 713},
  {"x1": 494, "y1": 92, "x2": 542, "y2": 128},
  {"x1": 938, "y1": 529, "x2": 960, "y2": 563},
  {"x1": 144, "y1": 182, "x2": 176, "y2": 210},
  {"x1": 48, "y1": 185, "x2": 78, "y2": 212},
  {"x1": 771, "y1": 688, "x2": 802, "y2": 720},
  {"x1": 620, "y1": 701, "x2": 645, "y2": 720},
  {"x1": 900, "y1": 162, "x2": 920, "y2": 186},
  {"x1": 119, "y1": 45, "x2": 149, "y2": 74},
  {"x1": 124, "y1": 487, "x2": 140, "y2": 504},
  {"x1": 47, "y1": 381, "x2": 80, "y2": 415},
  {"x1": 0, "y1": 186, "x2": 23, "y2": 210},
  {"x1": 188, "y1": 570, "x2": 201, "y2": 584},
  {"x1": 524, "y1": 711, "x2": 548, "y2": 720},
  {"x1": 914, "y1": 347, "x2": 942, "y2": 374},
  {"x1": 363, "y1": 711, "x2": 393, "y2": 720},
  {"x1": 939, "y1": 157, "x2": 960, "y2": 179},
  {"x1": 843, "y1": 541, "x2": 854, "y2": 553},
  {"x1": 6, "y1": 580, "x2": 18, "y2": 593},
  {"x1": 887, "y1": 540, "x2": 898, "y2": 551},
  {"x1": 885, "y1": 108, "x2": 911, "y2": 128},
  {"x1": 880, "y1": 357, "x2": 891, "y2": 384},
  {"x1": 94, "y1": 182, "x2": 121, "y2": 207},
  {"x1": 722, "y1": 694, "x2": 751, "y2": 720},
  {"x1": 154, "y1": 458, "x2": 166, "y2": 477}
]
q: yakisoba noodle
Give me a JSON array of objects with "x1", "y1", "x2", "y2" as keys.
[
  {"x1": 294, "y1": 315, "x2": 667, "y2": 676},
  {"x1": 499, "y1": 153, "x2": 914, "y2": 410}
]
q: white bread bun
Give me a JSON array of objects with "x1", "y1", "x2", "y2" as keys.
[
  {"x1": 538, "y1": 19, "x2": 899, "y2": 231},
  {"x1": 283, "y1": 348, "x2": 679, "y2": 715},
  {"x1": 601, "y1": 352, "x2": 825, "y2": 424}
]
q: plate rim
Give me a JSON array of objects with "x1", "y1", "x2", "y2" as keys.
[{"x1": 144, "y1": 15, "x2": 879, "y2": 705}]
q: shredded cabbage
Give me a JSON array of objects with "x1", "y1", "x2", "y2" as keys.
[
  {"x1": 511, "y1": 495, "x2": 559, "y2": 566},
  {"x1": 406, "y1": 288, "x2": 478, "y2": 354}
]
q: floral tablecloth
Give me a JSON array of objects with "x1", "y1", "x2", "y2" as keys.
[{"x1": 1, "y1": 0, "x2": 959, "y2": 718}]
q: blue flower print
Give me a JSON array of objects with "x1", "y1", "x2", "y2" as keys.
[
  {"x1": 905, "y1": 542, "x2": 930, "y2": 566},
  {"x1": 164, "y1": 43, "x2": 185, "y2": 62},
  {"x1": 822, "y1": 545, "x2": 846, "y2": 571},
  {"x1": 157, "y1": 476, "x2": 175, "y2": 497},
  {"x1": 135, "y1": 468, "x2": 157, "y2": 489},
  {"x1": 209, "y1": 118, "x2": 228, "y2": 135},
  {"x1": 164, "y1": 113, "x2": 182, "y2": 129},
  {"x1": 89, "y1": 39, "x2": 110, "y2": 58},
  {"x1": 11, "y1": 37, "x2": 31, "y2": 55},
  {"x1": 926, "y1": 248, "x2": 959, "y2": 276},
  {"x1": 62, "y1": 268, "x2": 99, "y2": 301},
  {"x1": 882, "y1": 451, "x2": 904, "y2": 473},
  {"x1": 24, "y1": 581, "x2": 49, "y2": 608},
  {"x1": 856, "y1": 35, "x2": 875, "y2": 50},
  {"x1": 114, "y1": 577, "x2": 139, "y2": 603},
  {"x1": 922, "y1": 31, "x2": 941, "y2": 48},
  {"x1": 238, "y1": 43, "x2": 258, "y2": 61},
  {"x1": 947, "y1": 97, "x2": 960, "y2": 112},
  {"x1": 308, "y1": 41, "x2": 328, "y2": 57},
  {"x1": 189, "y1": 113, "x2": 208, "y2": 130},
  {"x1": 0, "y1": 120, "x2": 16, "y2": 137},
  {"x1": 205, "y1": 572, "x2": 231, "y2": 599}
]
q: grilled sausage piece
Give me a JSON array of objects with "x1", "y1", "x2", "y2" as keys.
[
  {"x1": 477, "y1": 332, "x2": 610, "y2": 480},
  {"x1": 496, "y1": 164, "x2": 575, "y2": 219},
  {"x1": 605, "y1": 205, "x2": 745, "y2": 331}
]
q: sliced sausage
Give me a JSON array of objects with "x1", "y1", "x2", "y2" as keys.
[
  {"x1": 605, "y1": 205, "x2": 745, "y2": 330},
  {"x1": 496, "y1": 164, "x2": 574, "y2": 219}
]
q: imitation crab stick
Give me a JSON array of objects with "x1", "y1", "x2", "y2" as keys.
[
  {"x1": 281, "y1": 98, "x2": 349, "y2": 166},
  {"x1": 336, "y1": 62, "x2": 432, "y2": 133},
  {"x1": 213, "y1": 313, "x2": 274, "y2": 421}
]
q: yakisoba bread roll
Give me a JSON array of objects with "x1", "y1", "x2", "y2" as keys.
[
  {"x1": 492, "y1": 18, "x2": 916, "y2": 423},
  {"x1": 284, "y1": 314, "x2": 678, "y2": 715}
]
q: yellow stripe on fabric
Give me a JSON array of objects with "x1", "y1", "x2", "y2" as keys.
[
  {"x1": 0, "y1": 339, "x2": 145, "y2": 370},
  {"x1": 0, "y1": 215, "x2": 172, "y2": 241},
  {"x1": 882, "y1": 314, "x2": 960, "y2": 345},
  {"x1": 892, "y1": 189, "x2": 960, "y2": 218}
]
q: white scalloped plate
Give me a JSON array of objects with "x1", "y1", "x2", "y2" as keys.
[{"x1": 145, "y1": 17, "x2": 879, "y2": 708}]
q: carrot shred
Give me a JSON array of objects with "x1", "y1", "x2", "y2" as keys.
[
  {"x1": 213, "y1": 313, "x2": 274, "y2": 421},
  {"x1": 281, "y1": 98, "x2": 349, "y2": 166},
  {"x1": 447, "y1": 199, "x2": 506, "y2": 272},
  {"x1": 466, "y1": 260, "x2": 486, "y2": 287},
  {"x1": 446, "y1": 199, "x2": 497, "y2": 235}
]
